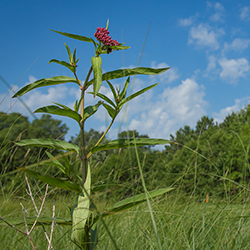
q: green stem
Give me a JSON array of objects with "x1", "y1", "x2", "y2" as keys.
[
  {"x1": 80, "y1": 66, "x2": 93, "y2": 184},
  {"x1": 86, "y1": 116, "x2": 116, "y2": 159}
]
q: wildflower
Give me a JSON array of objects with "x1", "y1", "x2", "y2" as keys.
[{"x1": 94, "y1": 27, "x2": 120, "y2": 46}]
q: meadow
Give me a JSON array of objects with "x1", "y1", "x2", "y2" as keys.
[
  {"x1": 1, "y1": 22, "x2": 250, "y2": 249},
  {"x1": 1, "y1": 172, "x2": 250, "y2": 249}
]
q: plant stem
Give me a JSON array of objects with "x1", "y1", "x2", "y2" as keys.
[
  {"x1": 86, "y1": 116, "x2": 116, "y2": 159},
  {"x1": 80, "y1": 66, "x2": 93, "y2": 184}
]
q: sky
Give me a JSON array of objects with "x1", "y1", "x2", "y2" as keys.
[{"x1": 1, "y1": 0, "x2": 250, "y2": 142}]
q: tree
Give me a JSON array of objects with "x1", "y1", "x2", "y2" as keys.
[
  {"x1": 0, "y1": 113, "x2": 69, "y2": 173},
  {"x1": 195, "y1": 116, "x2": 214, "y2": 135},
  {"x1": 29, "y1": 114, "x2": 68, "y2": 140}
]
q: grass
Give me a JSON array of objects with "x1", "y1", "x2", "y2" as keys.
[{"x1": 1, "y1": 193, "x2": 250, "y2": 249}]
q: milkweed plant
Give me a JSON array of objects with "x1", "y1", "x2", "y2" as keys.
[{"x1": 13, "y1": 20, "x2": 173, "y2": 249}]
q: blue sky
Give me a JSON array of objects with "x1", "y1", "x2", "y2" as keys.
[{"x1": 1, "y1": 0, "x2": 250, "y2": 141}]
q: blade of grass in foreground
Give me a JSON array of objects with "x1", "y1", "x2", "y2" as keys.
[{"x1": 134, "y1": 138, "x2": 163, "y2": 250}]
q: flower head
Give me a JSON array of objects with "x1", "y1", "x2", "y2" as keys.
[{"x1": 94, "y1": 27, "x2": 120, "y2": 46}]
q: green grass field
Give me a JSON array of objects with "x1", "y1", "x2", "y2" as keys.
[{"x1": 1, "y1": 192, "x2": 250, "y2": 250}]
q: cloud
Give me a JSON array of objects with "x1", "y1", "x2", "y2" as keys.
[
  {"x1": 204, "y1": 54, "x2": 218, "y2": 77},
  {"x1": 223, "y1": 38, "x2": 250, "y2": 53},
  {"x1": 178, "y1": 17, "x2": 194, "y2": 26},
  {"x1": 188, "y1": 23, "x2": 224, "y2": 50},
  {"x1": 128, "y1": 78, "x2": 207, "y2": 139},
  {"x1": 219, "y1": 57, "x2": 250, "y2": 83},
  {"x1": 0, "y1": 75, "x2": 82, "y2": 117},
  {"x1": 213, "y1": 98, "x2": 249, "y2": 124},
  {"x1": 240, "y1": 6, "x2": 250, "y2": 20},
  {"x1": 207, "y1": 2, "x2": 225, "y2": 22},
  {"x1": 150, "y1": 61, "x2": 180, "y2": 83}
]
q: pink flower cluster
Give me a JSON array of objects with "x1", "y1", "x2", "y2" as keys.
[{"x1": 94, "y1": 27, "x2": 120, "y2": 46}]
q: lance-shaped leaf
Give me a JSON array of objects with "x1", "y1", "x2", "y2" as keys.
[
  {"x1": 71, "y1": 164, "x2": 91, "y2": 248},
  {"x1": 91, "y1": 138, "x2": 173, "y2": 153},
  {"x1": 83, "y1": 101, "x2": 103, "y2": 121},
  {"x1": 15, "y1": 138, "x2": 80, "y2": 154},
  {"x1": 12, "y1": 76, "x2": 79, "y2": 98},
  {"x1": 74, "y1": 97, "x2": 83, "y2": 113},
  {"x1": 107, "y1": 188, "x2": 174, "y2": 213},
  {"x1": 19, "y1": 168, "x2": 81, "y2": 192},
  {"x1": 34, "y1": 105, "x2": 82, "y2": 123},
  {"x1": 64, "y1": 43, "x2": 73, "y2": 63},
  {"x1": 49, "y1": 59, "x2": 75, "y2": 73},
  {"x1": 89, "y1": 92, "x2": 116, "y2": 108},
  {"x1": 0, "y1": 217, "x2": 72, "y2": 226},
  {"x1": 86, "y1": 67, "x2": 170, "y2": 87},
  {"x1": 119, "y1": 83, "x2": 158, "y2": 107},
  {"x1": 119, "y1": 77, "x2": 130, "y2": 100},
  {"x1": 106, "y1": 19, "x2": 109, "y2": 30},
  {"x1": 91, "y1": 188, "x2": 174, "y2": 225},
  {"x1": 103, "y1": 103, "x2": 116, "y2": 119},
  {"x1": 106, "y1": 80, "x2": 117, "y2": 103},
  {"x1": 108, "y1": 45, "x2": 130, "y2": 51},
  {"x1": 91, "y1": 56, "x2": 103, "y2": 97},
  {"x1": 45, "y1": 152, "x2": 67, "y2": 175},
  {"x1": 51, "y1": 29, "x2": 93, "y2": 43}
]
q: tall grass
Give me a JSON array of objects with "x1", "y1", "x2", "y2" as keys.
[
  {"x1": 2, "y1": 193, "x2": 250, "y2": 249},
  {"x1": 1, "y1": 125, "x2": 250, "y2": 249}
]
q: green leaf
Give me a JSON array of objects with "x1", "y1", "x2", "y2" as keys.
[
  {"x1": 91, "y1": 188, "x2": 174, "y2": 225},
  {"x1": 45, "y1": 152, "x2": 66, "y2": 175},
  {"x1": 34, "y1": 105, "x2": 82, "y2": 123},
  {"x1": 90, "y1": 223, "x2": 98, "y2": 250},
  {"x1": 0, "y1": 217, "x2": 72, "y2": 226},
  {"x1": 119, "y1": 77, "x2": 130, "y2": 100},
  {"x1": 83, "y1": 101, "x2": 103, "y2": 121},
  {"x1": 91, "y1": 56, "x2": 103, "y2": 97},
  {"x1": 73, "y1": 48, "x2": 79, "y2": 64},
  {"x1": 74, "y1": 97, "x2": 83, "y2": 113},
  {"x1": 71, "y1": 164, "x2": 91, "y2": 249},
  {"x1": 91, "y1": 138, "x2": 173, "y2": 153},
  {"x1": 106, "y1": 80, "x2": 117, "y2": 103},
  {"x1": 64, "y1": 43, "x2": 73, "y2": 63},
  {"x1": 103, "y1": 104, "x2": 116, "y2": 119},
  {"x1": 105, "y1": 19, "x2": 109, "y2": 30},
  {"x1": 20, "y1": 168, "x2": 81, "y2": 192},
  {"x1": 12, "y1": 76, "x2": 78, "y2": 98},
  {"x1": 49, "y1": 59, "x2": 75, "y2": 73},
  {"x1": 86, "y1": 67, "x2": 170, "y2": 87},
  {"x1": 51, "y1": 29, "x2": 93, "y2": 43},
  {"x1": 119, "y1": 83, "x2": 158, "y2": 107},
  {"x1": 52, "y1": 101, "x2": 72, "y2": 110},
  {"x1": 89, "y1": 92, "x2": 116, "y2": 108},
  {"x1": 15, "y1": 139, "x2": 80, "y2": 154},
  {"x1": 107, "y1": 188, "x2": 174, "y2": 213},
  {"x1": 109, "y1": 45, "x2": 130, "y2": 50}
]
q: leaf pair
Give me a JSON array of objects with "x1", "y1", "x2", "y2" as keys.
[
  {"x1": 49, "y1": 43, "x2": 79, "y2": 74},
  {"x1": 34, "y1": 101, "x2": 103, "y2": 126},
  {"x1": 93, "y1": 77, "x2": 158, "y2": 120}
]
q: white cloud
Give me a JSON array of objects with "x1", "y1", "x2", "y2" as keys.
[
  {"x1": 188, "y1": 23, "x2": 224, "y2": 50},
  {"x1": 178, "y1": 17, "x2": 194, "y2": 26},
  {"x1": 0, "y1": 75, "x2": 82, "y2": 117},
  {"x1": 150, "y1": 61, "x2": 180, "y2": 83},
  {"x1": 219, "y1": 57, "x2": 250, "y2": 83},
  {"x1": 204, "y1": 54, "x2": 218, "y2": 77},
  {"x1": 240, "y1": 6, "x2": 250, "y2": 20},
  {"x1": 213, "y1": 98, "x2": 249, "y2": 124},
  {"x1": 128, "y1": 78, "x2": 207, "y2": 139},
  {"x1": 223, "y1": 38, "x2": 250, "y2": 53},
  {"x1": 207, "y1": 2, "x2": 225, "y2": 22}
]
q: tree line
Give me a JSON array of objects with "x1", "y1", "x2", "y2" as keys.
[{"x1": 1, "y1": 104, "x2": 250, "y2": 199}]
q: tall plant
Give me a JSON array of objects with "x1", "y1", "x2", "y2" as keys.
[{"x1": 12, "y1": 20, "x2": 173, "y2": 249}]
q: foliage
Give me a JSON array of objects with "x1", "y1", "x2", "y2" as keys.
[{"x1": 6, "y1": 20, "x2": 170, "y2": 250}]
